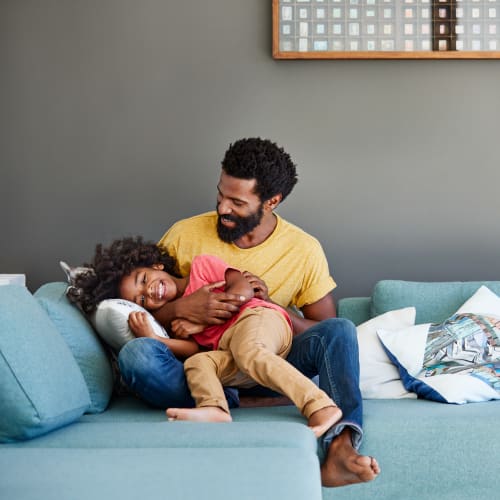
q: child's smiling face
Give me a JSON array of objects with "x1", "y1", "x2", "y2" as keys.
[{"x1": 119, "y1": 264, "x2": 178, "y2": 311}]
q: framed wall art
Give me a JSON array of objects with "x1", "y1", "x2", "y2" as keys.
[{"x1": 272, "y1": 0, "x2": 500, "y2": 59}]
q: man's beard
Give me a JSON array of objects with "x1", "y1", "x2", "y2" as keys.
[{"x1": 216, "y1": 203, "x2": 264, "y2": 243}]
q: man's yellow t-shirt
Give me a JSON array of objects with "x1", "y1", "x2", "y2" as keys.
[{"x1": 157, "y1": 211, "x2": 336, "y2": 310}]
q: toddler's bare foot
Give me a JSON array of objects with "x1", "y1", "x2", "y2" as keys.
[
  {"x1": 308, "y1": 405, "x2": 343, "y2": 438},
  {"x1": 166, "y1": 406, "x2": 232, "y2": 423}
]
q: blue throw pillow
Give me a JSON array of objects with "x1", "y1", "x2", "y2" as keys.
[
  {"x1": 0, "y1": 285, "x2": 91, "y2": 442},
  {"x1": 35, "y1": 282, "x2": 114, "y2": 413}
]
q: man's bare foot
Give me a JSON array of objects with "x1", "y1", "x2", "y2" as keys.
[
  {"x1": 166, "y1": 406, "x2": 232, "y2": 423},
  {"x1": 308, "y1": 406, "x2": 343, "y2": 438},
  {"x1": 321, "y1": 428, "x2": 380, "y2": 487}
]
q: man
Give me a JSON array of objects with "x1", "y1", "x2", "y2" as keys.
[{"x1": 118, "y1": 137, "x2": 380, "y2": 487}]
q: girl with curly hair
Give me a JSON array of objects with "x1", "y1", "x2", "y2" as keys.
[{"x1": 72, "y1": 236, "x2": 341, "y2": 436}]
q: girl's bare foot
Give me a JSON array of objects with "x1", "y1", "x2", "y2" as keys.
[
  {"x1": 308, "y1": 406, "x2": 343, "y2": 438},
  {"x1": 166, "y1": 406, "x2": 232, "y2": 423}
]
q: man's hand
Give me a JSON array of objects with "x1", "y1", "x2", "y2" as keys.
[
  {"x1": 171, "y1": 319, "x2": 205, "y2": 339},
  {"x1": 242, "y1": 271, "x2": 270, "y2": 302},
  {"x1": 175, "y1": 280, "x2": 244, "y2": 325},
  {"x1": 128, "y1": 312, "x2": 157, "y2": 338}
]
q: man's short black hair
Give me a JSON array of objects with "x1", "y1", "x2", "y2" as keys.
[{"x1": 222, "y1": 138, "x2": 298, "y2": 203}]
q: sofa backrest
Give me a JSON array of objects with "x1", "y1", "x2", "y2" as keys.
[
  {"x1": 338, "y1": 280, "x2": 500, "y2": 325},
  {"x1": 337, "y1": 296, "x2": 371, "y2": 325},
  {"x1": 372, "y1": 280, "x2": 500, "y2": 324}
]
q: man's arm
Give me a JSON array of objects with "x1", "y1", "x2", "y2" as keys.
[
  {"x1": 301, "y1": 293, "x2": 336, "y2": 320},
  {"x1": 288, "y1": 293, "x2": 336, "y2": 335},
  {"x1": 152, "y1": 282, "x2": 245, "y2": 328},
  {"x1": 171, "y1": 268, "x2": 253, "y2": 339}
]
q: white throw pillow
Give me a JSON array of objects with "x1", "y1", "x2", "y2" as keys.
[
  {"x1": 90, "y1": 299, "x2": 168, "y2": 352},
  {"x1": 456, "y1": 285, "x2": 500, "y2": 316},
  {"x1": 357, "y1": 307, "x2": 417, "y2": 399}
]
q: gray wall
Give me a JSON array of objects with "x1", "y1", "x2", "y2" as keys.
[{"x1": 1, "y1": 0, "x2": 499, "y2": 299}]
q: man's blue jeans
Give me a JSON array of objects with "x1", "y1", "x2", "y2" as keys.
[{"x1": 118, "y1": 318, "x2": 363, "y2": 451}]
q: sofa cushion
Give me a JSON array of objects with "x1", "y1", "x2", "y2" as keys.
[
  {"x1": 378, "y1": 312, "x2": 500, "y2": 404},
  {"x1": 455, "y1": 284, "x2": 500, "y2": 316},
  {"x1": 3, "y1": 418, "x2": 316, "y2": 450},
  {"x1": 34, "y1": 282, "x2": 114, "y2": 413},
  {"x1": 371, "y1": 280, "x2": 500, "y2": 324},
  {"x1": 90, "y1": 298, "x2": 169, "y2": 352},
  {"x1": 347, "y1": 399, "x2": 500, "y2": 500},
  {"x1": 357, "y1": 307, "x2": 416, "y2": 399},
  {"x1": 1, "y1": 403, "x2": 322, "y2": 500},
  {"x1": 0, "y1": 446, "x2": 321, "y2": 500},
  {"x1": 0, "y1": 285, "x2": 90, "y2": 442}
]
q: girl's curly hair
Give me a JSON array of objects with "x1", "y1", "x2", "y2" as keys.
[{"x1": 67, "y1": 236, "x2": 178, "y2": 314}]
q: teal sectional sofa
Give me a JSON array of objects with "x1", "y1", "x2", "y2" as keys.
[{"x1": 1, "y1": 280, "x2": 499, "y2": 500}]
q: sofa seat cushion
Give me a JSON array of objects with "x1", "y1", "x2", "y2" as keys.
[
  {"x1": 77, "y1": 395, "x2": 307, "y2": 426},
  {"x1": 324, "y1": 398, "x2": 500, "y2": 500},
  {"x1": 0, "y1": 446, "x2": 321, "y2": 500},
  {"x1": 4, "y1": 419, "x2": 317, "y2": 452},
  {"x1": 0, "y1": 285, "x2": 90, "y2": 442},
  {"x1": 1, "y1": 408, "x2": 322, "y2": 500},
  {"x1": 371, "y1": 280, "x2": 500, "y2": 324}
]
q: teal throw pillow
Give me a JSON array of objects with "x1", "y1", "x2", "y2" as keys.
[
  {"x1": 35, "y1": 282, "x2": 114, "y2": 413},
  {"x1": 0, "y1": 285, "x2": 90, "y2": 442}
]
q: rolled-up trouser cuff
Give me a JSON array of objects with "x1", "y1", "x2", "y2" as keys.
[{"x1": 321, "y1": 419, "x2": 363, "y2": 457}]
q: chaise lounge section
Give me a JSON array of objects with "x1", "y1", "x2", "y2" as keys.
[{"x1": 1, "y1": 280, "x2": 499, "y2": 499}]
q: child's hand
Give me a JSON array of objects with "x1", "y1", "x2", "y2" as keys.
[
  {"x1": 128, "y1": 311, "x2": 156, "y2": 338},
  {"x1": 171, "y1": 319, "x2": 204, "y2": 339},
  {"x1": 242, "y1": 271, "x2": 270, "y2": 302}
]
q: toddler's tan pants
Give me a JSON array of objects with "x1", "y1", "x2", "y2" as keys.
[{"x1": 184, "y1": 307, "x2": 335, "y2": 417}]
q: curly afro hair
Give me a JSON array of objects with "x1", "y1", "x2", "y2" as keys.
[
  {"x1": 222, "y1": 138, "x2": 298, "y2": 203},
  {"x1": 67, "y1": 236, "x2": 178, "y2": 314}
]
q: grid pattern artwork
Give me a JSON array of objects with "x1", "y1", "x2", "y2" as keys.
[{"x1": 275, "y1": 0, "x2": 500, "y2": 54}]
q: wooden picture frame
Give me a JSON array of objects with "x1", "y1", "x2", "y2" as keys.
[{"x1": 272, "y1": 0, "x2": 500, "y2": 60}]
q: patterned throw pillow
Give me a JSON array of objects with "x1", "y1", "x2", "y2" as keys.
[{"x1": 378, "y1": 313, "x2": 500, "y2": 404}]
